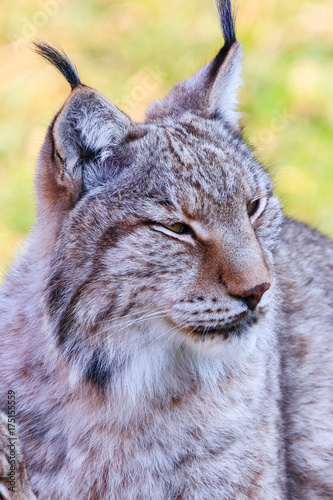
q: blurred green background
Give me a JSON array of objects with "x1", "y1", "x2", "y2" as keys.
[{"x1": 1, "y1": 0, "x2": 333, "y2": 279}]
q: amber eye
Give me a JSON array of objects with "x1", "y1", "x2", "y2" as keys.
[
  {"x1": 164, "y1": 223, "x2": 194, "y2": 236},
  {"x1": 247, "y1": 199, "x2": 260, "y2": 218}
]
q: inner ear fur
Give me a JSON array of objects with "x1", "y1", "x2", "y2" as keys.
[
  {"x1": 207, "y1": 41, "x2": 243, "y2": 126},
  {"x1": 36, "y1": 86, "x2": 132, "y2": 213}
]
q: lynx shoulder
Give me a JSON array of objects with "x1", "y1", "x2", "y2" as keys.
[{"x1": 0, "y1": 1, "x2": 332, "y2": 499}]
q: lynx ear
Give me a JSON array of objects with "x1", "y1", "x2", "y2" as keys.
[
  {"x1": 53, "y1": 86, "x2": 131, "y2": 191},
  {"x1": 206, "y1": 0, "x2": 242, "y2": 125},
  {"x1": 146, "y1": 0, "x2": 242, "y2": 128},
  {"x1": 34, "y1": 42, "x2": 131, "y2": 208},
  {"x1": 207, "y1": 41, "x2": 243, "y2": 126}
]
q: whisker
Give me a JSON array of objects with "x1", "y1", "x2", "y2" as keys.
[
  {"x1": 78, "y1": 310, "x2": 170, "y2": 346},
  {"x1": 178, "y1": 325, "x2": 200, "y2": 348},
  {"x1": 91, "y1": 307, "x2": 169, "y2": 329},
  {"x1": 137, "y1": 319, "x2": 189, "y2": 355},
  {"x1": 91, "y1": 308, "x2": 170, "y2": 332},
  {"x1": 103, "y1": 310, "x2": 169, "y2": 335},
  {"x1": 157, "y1": 321, "x2": 189, "y2": 350}
]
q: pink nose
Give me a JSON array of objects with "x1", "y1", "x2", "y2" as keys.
[{"x1": 238, "y1": 283, "x2": 270, "y2": 311}]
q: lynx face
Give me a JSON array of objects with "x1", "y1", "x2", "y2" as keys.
[
  {"x1": 34, "y1": 3, "x2": 282, "y2": 390},
  {"x1": 44, "y1": 112, "x2": 281, "y2": 384}
]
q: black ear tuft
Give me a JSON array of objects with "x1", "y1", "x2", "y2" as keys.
[
  {"x1": 33, "y1": 40, "x2": 82, "y2": 90},
  {"x1": 210, "y1": 0, "x2": 237, "y2": 79},
  {"x1": 217, "y1": 0, "x2": 236, "y2": 48}
]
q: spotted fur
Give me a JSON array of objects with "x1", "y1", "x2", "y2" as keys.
[{"x1": 1, "y1": 1, "x2": 333, "y2": 498}]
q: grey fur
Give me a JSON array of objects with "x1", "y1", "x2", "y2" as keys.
[{"x1": 1, "y1": 1, "x2": 333, "y2": 499}]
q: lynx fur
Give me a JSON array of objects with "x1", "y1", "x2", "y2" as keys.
[{"x1": 1, "y1": 1, "x2": 333, "y2": 499}]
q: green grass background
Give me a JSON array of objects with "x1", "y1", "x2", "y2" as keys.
[{"x1": 1, "y1": 0, "x2": 333, "y2": 279}]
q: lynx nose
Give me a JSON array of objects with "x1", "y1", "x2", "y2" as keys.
[{"x1": 238, "y1": 283, "x2": 270, "y2": 311}]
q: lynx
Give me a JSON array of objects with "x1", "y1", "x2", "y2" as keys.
[{"x1": 1, "y1": 1, "x2": 332, "y2": 499}]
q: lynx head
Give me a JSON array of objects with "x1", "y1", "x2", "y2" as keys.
[{"x1": 35, "y1": 0, "x2": 282, "y2": 394}]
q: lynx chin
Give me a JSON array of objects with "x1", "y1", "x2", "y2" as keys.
[{"x1": 1, "y1": 1, "x2": 333, "y2": 499}]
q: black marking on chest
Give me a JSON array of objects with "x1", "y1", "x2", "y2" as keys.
[{"x1": 84, "y1": 347, "x2": 128, "y2": 392}]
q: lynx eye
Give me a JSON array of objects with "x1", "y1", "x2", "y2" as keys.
[
  {"x1": 164, "y1": 223, "x2": 192, "y2": 235},
  {"x1": 247, "y1": 199, "x2": 260, "y2": 218},
  {"x1": 151, "y1": 221, "x2": 196, "y2": 241}
]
